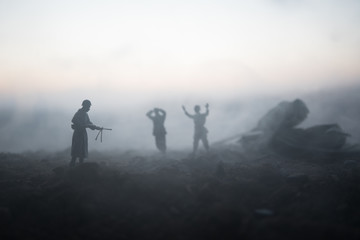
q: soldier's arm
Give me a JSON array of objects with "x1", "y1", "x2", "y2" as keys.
[
  {"x1": 204, "y1": 103, "x2": 209, "y2": 116},
  {"x1": 158, "y1": 109, "x2": 166, "y2": 118},
  {"x1": 146, "y1": 110, "x2": 154, "y2": 119},
  {"x1": 85, "y1": 114, "x2": 102, "y2": 130},
  {"x1": 182, "y1": 106, "x2": 193, "y2": 119},
  {"x1": 86, "y1": 121, "x2": 102, "y2": 130},
  {"x1": 88, "y1": 124, "x2": 102, "y2": 130}
]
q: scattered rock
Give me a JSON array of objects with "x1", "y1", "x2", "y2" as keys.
[
  {"x1": 255, "y1": 208, "x2": 274, "y2": 216},
  {"x1": 67, "y1": 162, "x2": 101, "y2": 183},
  {"x1": 329, "y1": 174, "x2": 339, "y2": 182},
  {"x1": 286, "y1": 173, "x2": 309, "y2": 185},
  {"x1": 343, "y1": 160, "x2": 358, "y2": 168},
  {"x1": 40, "y1": 158, "x2": 49, "y2": 163},
  {"x1": 215, "y1": 161, "x2": 226, "y2": 179},
  {"x1": 52, "y1": 166, "x2": 66, "y2": 176}
]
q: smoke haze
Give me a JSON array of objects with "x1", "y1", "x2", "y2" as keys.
[{"x1": 1, "y1": 83, "x2": 359, "y2": 153}]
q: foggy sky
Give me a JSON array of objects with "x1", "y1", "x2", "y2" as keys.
[{"x1": 1, "y1": 0, "x2": 359, "y2": 97}]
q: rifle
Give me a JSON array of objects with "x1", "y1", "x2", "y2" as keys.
[{"x1": 95, "y1": 127, "x2": 112, "y2": 142}]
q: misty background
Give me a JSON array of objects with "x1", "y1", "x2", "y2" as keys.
[
  {"x1": 0, "y1": 0, "x2": 359, "y2": 153},
  {"x1": 0, "y1": 84, "x2": 359, "y2": 153}
]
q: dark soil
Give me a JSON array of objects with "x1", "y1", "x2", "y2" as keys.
[{"x1": 0, "y1": 148, "x2": 359, "y2": 240}]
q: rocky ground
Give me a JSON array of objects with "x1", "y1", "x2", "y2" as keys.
[{"x1": 0, "y1": 147, "x2": 360, "y2": 240}]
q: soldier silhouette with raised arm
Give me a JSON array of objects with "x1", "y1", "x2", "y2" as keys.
[
  {"x1": 69, "y1": 100, "x2": 101, "y2": 167},
  {"x1": 182, "y1": 103, "x2": 210, "y2": 155},
  {"x1": 146, "y1": 108, "x2": 167, "y2": 153}
]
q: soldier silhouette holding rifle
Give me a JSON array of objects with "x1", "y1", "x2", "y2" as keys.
[
  {"x1": 69, "y1": 100, "x2": 102, "y2": 167},
  {"x1": 182, "y1": 103, "x2": 210, "y2": 155}
]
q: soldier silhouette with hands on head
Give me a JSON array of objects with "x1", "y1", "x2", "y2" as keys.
[{"x1": 146, "y1": 107, "x2": 167, "y2": 154}]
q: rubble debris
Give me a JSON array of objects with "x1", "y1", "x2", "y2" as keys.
[
  {"x1": 240, "y1": 99, "x2": 360, "y2": 158},
  {"x1": 215, "y1": 161, "x2": 226, "y2": 179},
  {"x1": 343, "y1": 160, "x2": 358, "y2": 169},
  {"x1": 254, "y1": 208, "x2": 274, "y2": 217},
  {"x1": 286, "y1": 173, "x2": 309, "y2": 185}
]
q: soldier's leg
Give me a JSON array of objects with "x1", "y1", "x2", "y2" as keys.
[
  {"x1": 193, "y1": 136, "x2": 200, "y2": 155},
  {"x1": 155, "y1": 135, "x2": 163, "y2": 152},
  {"x1": 202, "y1": 134, "x2": 210, "y2": 152},
  {"x1": 162, "y1": 135, "x2": 167, "y2": 153},
  {"x1": 79, "y1": 158, "x2": 84, "y2": 164},
  {"x1": 158, "y1": 135, "x2": 166, "y2": 153}
]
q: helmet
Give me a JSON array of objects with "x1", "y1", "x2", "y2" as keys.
[{"x1": 82, "y1": 99, "x2": 92, "y2": 107}]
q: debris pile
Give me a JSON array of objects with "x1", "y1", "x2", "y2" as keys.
[{"x1": 241, "y1": 99, "x2": 360, "y2": 158}]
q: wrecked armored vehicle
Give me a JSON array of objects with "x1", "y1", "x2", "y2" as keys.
[{"x1": 241, "y1": 99, "x2": 359, "y2": 158}]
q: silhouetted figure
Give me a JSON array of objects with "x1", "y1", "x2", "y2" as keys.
[
  {"x1": 182, "y1": 103, "x2": 210, "y2": 155},
  {"x1": 70, "y1": 100, "x2": 101, "y2": 167},
  {"x1": 146, "y1": 108, "x2": 167, "y2": 153}
]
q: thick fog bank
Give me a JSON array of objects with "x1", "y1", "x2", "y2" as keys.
[{"x1": 0, "y1": 84, "x2": 359, "y2": 153}]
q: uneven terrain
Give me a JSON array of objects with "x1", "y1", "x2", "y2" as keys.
[{"x1": 0, "y1": 147, "x2": 360, "y2": 240}]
